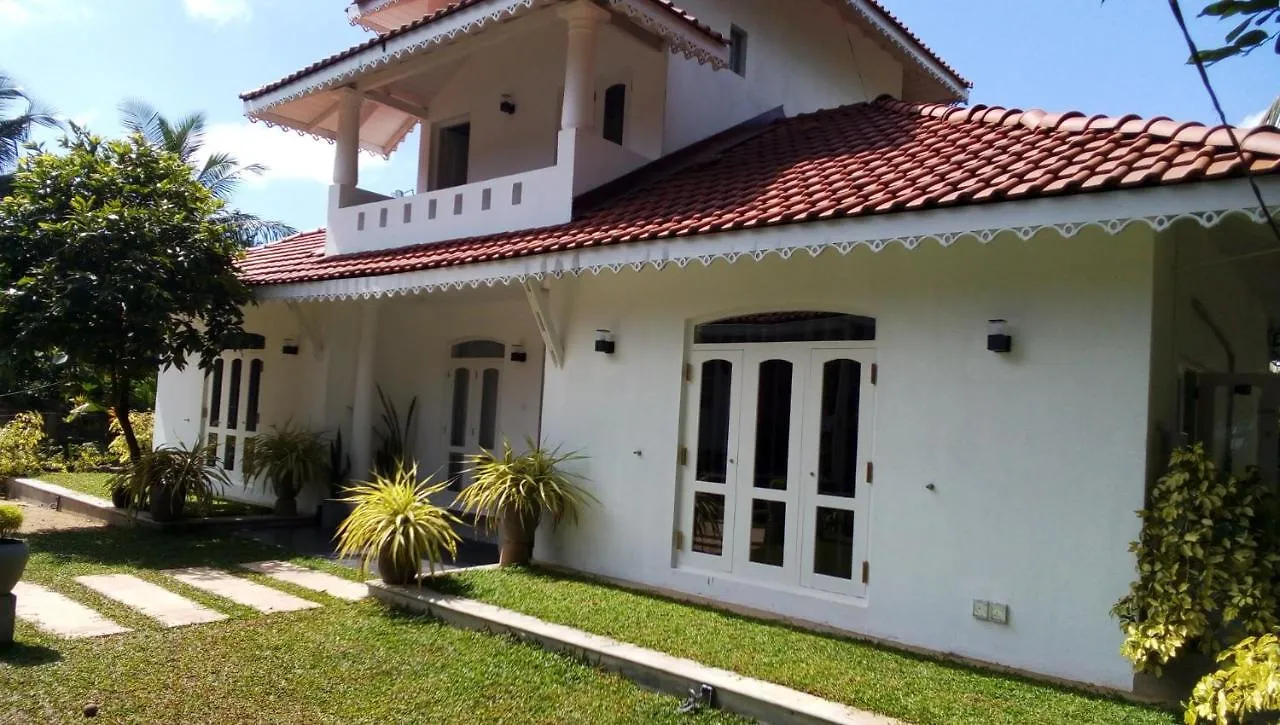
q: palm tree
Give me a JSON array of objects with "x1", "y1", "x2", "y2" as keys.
[
  {"x1": 1, "y1": 72, "x2": 60, "y2": 196},
  {"x1": 121, "y1": 100, "x2": 296, "y2": 246}
]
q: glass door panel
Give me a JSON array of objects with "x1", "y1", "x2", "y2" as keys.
[
  {"x1": 800, "y1": 348, "x2": 875, "y2": 596},
  {"x1": 679, "y1": 349, "x2": 742, "y2": 571},
  {"x1": 445, "y1": 364, "x2": 502, "y2": 491},
  {"x1": 734, "y1": 350, "x2": 806, "y2": 583}
]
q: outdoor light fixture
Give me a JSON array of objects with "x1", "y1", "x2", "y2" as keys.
[
  {"x1": 595, "y1": 329, "x2": 616, "y2": 354},
  {"x1": 282, "y1": 337, "x2": 300, "y2": 356},
  {"x1": 987, "y1": 319, "x2": 1012, "y2": 354},
  {"x1": 499, "y1": 95, "x2": 517, "y2": 115},
  {"x1": 510, "y1": 344, "x2": 528, "y2": 363}
]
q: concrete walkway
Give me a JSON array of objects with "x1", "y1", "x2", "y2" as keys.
[
  {"x1": 240, "y1": 561, "x2": 367, "y2": 602},
  {"x1": 76, "y1": 574, "x2": 226, "y2": 628},
  {"x1": 12, "y1": 581, "x2": 131, "y2": 638},
  {"x1": 370, "y1": 582, "x2": 899, "y2": 725},
  {"x1": 166, "y1": 567, "x2": 320, "y2": 613}
]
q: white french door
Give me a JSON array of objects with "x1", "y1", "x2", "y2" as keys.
[
  {"x1": 444, "y1": 341, "x2": 505, "y2": 491},
  {"x1": 678, "y1": 342, "x2": 875, "y2": 596},
  {"x1": 203, "y1": 351, "x2": 266, "y2": 477}
]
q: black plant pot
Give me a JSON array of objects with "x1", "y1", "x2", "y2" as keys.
[
  {"x1": 110, "y1": 486, "x2": 130, "y2": 509},
  {"x1": 0, "y1": 539, "x2": 29, "y2": 595},
  {"x1": 149, "y1": 484, "x2": 186, "y2": 522},
  {"x1": 274, "y1": 493, "x2": 298, "y2": 517}
]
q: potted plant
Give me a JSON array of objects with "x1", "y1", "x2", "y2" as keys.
[
  {"x1": 458, "y1": 438, "x2": 596, "y2": 567},
  {"x1": 113, "y1": 443, "x2": 227, "y2": 522},
  {"x1": 319, "y1": 430, "x2": 354, "y2": 531},
  {"x1": 242, "y1": 424, "x2": 329, "y2": 516},
  {"x1": 0, "y1": 503, "x2": 27, "y2": 596},
  {"x1": 336, "y1": 462, "x2": 461, "y2": 585}
]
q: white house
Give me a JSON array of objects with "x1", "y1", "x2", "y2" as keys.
[{"x1": 153, "y1": 0, "x2": 1280, "y2": 693}]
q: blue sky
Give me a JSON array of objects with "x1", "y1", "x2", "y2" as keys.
[{"x1": 1, "y1": 0, "x2": 1276, "y2": 232}]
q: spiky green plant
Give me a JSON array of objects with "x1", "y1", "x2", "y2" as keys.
[
  {"x1": 111, "y1": 443, "x2": 228, "y2": 515},
  {"x1": 372, "y1": 386, "x2": 417, "y2": 478},
  {"x1": 458, "y1": 438, "x2": 596, "y2": 529},
  {"x1": 336, "y1": 463, "x2": 461, "y2": 581},
  {"x1": 242, "y1": 424, "x2": 329, "y2": 502}
]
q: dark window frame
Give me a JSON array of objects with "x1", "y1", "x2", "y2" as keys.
[{"x1": 729, "y1": 25, "x2": 748, "y2": 76}]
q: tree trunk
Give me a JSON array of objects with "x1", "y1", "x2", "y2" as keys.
[{"x1": 113, "y1": 371, "x2": 142, "y2": 463}]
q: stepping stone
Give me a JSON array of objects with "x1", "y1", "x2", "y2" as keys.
[
  {"x1": 165, "y1": 567, "x2": 320, "y2": 614},
  {"x1": 12, "y1": 581, "x2": 131, "y2": 638},
  {"x1": 75, "y1": 574, "x2": 226, "y2": 628},
  {"x1": 240, "y1": 561, "x2": 367, "y2": 602}
]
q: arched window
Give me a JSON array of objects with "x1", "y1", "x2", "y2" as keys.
[
  {"x1": 451, "y1": 340, "x2": 506, "y2": 359},
  {"x1": 694, "y1": 312, "x2": 876, "y2": 345},
  {"x1": 603, "y1": 83, "x2": 627, "y2": 145}
]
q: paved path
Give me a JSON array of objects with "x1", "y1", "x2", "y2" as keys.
[
  {"x1": 240, "y1": 561, "x2": 367, "y2": 602},
  {"x1": 12, "y1": 581, "x2": 131, "y2": 638},
  {"x1": 165, "y1": 567, "x2": 321, "y2": 613},
  {"x1": 76, "y1": 574, "x2": 226, "y2": 628}
]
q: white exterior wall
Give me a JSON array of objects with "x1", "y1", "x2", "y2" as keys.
[
  {"x1": 535, "y1": 226, "x2": 1157, "y2": 690},
  {"x1": 663, "y1": 0, "x2": 904, "y2": 152}
]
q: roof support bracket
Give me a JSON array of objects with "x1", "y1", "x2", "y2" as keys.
[
  {"x1": 286, "y1": 301, "x2": 327, "y2": 360},
  {"x1": 523, "y1": 280, "x2": 564, "y2": 369}
]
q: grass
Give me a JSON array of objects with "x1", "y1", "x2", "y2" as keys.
[
  {"x1": 38, "y1": 471, "x2": 271, "y2": 516},
  {"x1": 436, "y1": 567, "x2": 1182, "y2": 725},
  {"x1": 1, "y1": 526, "x2": 743, "y2": 724}
]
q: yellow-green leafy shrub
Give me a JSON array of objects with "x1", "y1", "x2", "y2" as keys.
[
  {"x1": 0, "y1": 412, "x2": 46, "y2": 477},
  {"x1": 108, "y1": 410, "x2": 154, "y2": 463},
  {"x1": 0, "y1": 502, "x2": 22, "y2": 537},
  {"x1": 1186, "y1": 633, "x2": 1280, "y2": 724},
  {"x1": 1113, "y1": 444, "x2": 1280, "y2": 674},
  {"x1": 70, "y1": 442, "x2": 117, "y2": 472}
]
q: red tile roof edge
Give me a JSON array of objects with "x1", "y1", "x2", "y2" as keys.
[
  {"x1": 243, "y1": 0, "x2": 724, "y2": 102},
  {"x1": 858, "y1": 0, "x2": 970, "y2": 89}
]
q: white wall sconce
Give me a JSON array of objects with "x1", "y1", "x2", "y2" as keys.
[
  {"x1": 281, "y1": 337, "x2": 300, "y2": 355},
  {"x1": 987, "y1": 319, "x2": 1012, "y2": 354},
  {"x1": 510, "y1": 344, "x2": 528, "y2": 363},
  {"x1": 595, "y1": 329, "x2": 616, "y2": 354},
  {"x1": 499, "y1": 94, "x2": 517, "y2": 115}
]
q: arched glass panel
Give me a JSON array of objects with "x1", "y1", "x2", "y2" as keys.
[
  {"x1": 451, "y1": 340, "x2": 506, "y2": 359},
  {"x1": 753, "y1": 359, "x2": 792, "y2": 490},
  {"x1": 207, "y1": 359, "x2": 224, "y2": 426},
  {"x1": 819, "y1": 359, "x2": 861, "y2": 498},
  {"x1": 603, "y1": 84, "x2": 627, "y2": 145},
  {"x1": 449, "y1": 368, "x2": 469, "y2": 448},
  {"x1": 227, "y1": 359, "x2": 243, "y2": 430},
  {"x1": 246, "y1": 359, "x2": 264, "y2": 432},
  {"x1": 694, "y1": 312, "x2": 875, "y2": 345},
  {"x1": 478, "y1": 368, "x2": 500, "y2": 450},
  {"x1": 695, "y1": 359, "x2": 733, "y2": 484}
]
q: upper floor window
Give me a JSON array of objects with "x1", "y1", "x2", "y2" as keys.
[
  {"x1": 603, "y1": 84, "x2": 627, "y2": 146},
  {"x1": 729, "y1": 25, "x2": 748, "y2": 77}
]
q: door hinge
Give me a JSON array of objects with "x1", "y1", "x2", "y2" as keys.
[
  {"x1": 871, "y1": 363, "x2": 878, "y2": 385},
  {"x1": 677, "y1": 446, "x2": 688, "y2": 466},
  {"x1": 673, "y1": 530, "x2": 684, "y2": 550},
  {"x1": 866, "y1": 461, "x2": 874, "y2": 484},
  {"x1": 861, "y1": 561, "x2": 870, "y2": 584},
  {"x1": 684, "y1": 363, "x2": 693, "y2": 382}
]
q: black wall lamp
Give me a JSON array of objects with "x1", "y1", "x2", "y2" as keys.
[
  {"x1": 282, "y1": 337, "x2": 300, "y2": 356},
  {"x1": 595, "y1": 329, "x2": 616, "y2": 354},
  {"x1": 987, "y1": 319, "x2": 1013, "y2": 353},
  {"x1": 510, "y1": 344, "x2": 528, "y2": 363},
  {"x1": 500, "y1": 94, "x2": 517, "y2": 115}
]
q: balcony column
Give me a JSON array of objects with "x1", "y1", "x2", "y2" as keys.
[
  {"x1": 349, "y1": 300, "x2": 380, "y2": 480},
  {"x1": 333, "y1": 88, "x2": 363, "y2": 188},
  {"x1": 416, "y1": 121, "x2": 431, "y2": 194},
  {"x1": 558, "y1": 1, "x2": 609, "y2": 132}
]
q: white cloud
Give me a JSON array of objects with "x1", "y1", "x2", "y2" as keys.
[
  {"x1": 1240, "y1": 108, "x2": 1268, "y2": 128},
  {"x1": 0, "y1": 0, "x2": 92, "y2": 30},
  {"x1": 200, "y1": 121, "x2": 387, "y2": 188},
  {"x1": 183, "y1": 0, "x2": 251, "y2": 25}
]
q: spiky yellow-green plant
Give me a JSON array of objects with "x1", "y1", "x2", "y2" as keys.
[
  {"x1": 458, "y1": 438, "x2": 595, "y2": 529},
  {"x1": 242, "y1": 424, "x2": 329, "y2": 502},
  {"x1": 110, "y1": 443, "x2": 228, "y2": 514},
  {"x1": 336, "y1": 463, "x2": 461, "y2": 580}
]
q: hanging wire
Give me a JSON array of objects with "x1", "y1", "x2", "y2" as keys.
[
  {"x1": 0, "y1": 380, "x2": 62, "y2": 399},
  {"x1": 1167, "y1": 0, "x2": 1280, "y2": 246}
]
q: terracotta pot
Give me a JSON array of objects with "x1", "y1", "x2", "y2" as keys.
[
  {"x1": 0, "y1": 539, "x2": 29, "y2": 595},
  {"x1": 377, "y1": 547, "x2": 419, "y2": 586},
  {"x1": 149, "y1": 483, "x2": 186, "y2": 522},
  {"x1": 499, "y1": 506, "x2": 541, "y2": 567}
]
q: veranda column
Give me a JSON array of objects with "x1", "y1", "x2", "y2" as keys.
[
  {"x1": 333, "y1": 88, "x2": 363, "y2": 188},
  {"x1": 558, "y1": 1, "x2": 609, "y2": 132},
  {"x1": 349, "y1": 300, "x2": 380, "y2": 480},
  {"x1": 415, "y1": 121, "x2": 431, "y2": 194}
]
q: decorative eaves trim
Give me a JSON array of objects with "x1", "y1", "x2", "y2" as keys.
[
  {"x1": 610, "y1": 0, "x2": 728, "y2": 70},
  {"x1": 844, "y1": 0, "x2": 969, "y2": 101},
  {"x1": 252, "y1": 181, "x2": 1278, "y2": 302}
]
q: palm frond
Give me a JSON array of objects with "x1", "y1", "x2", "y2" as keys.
[
  {"x1": 119, "y1": 99, "x2": 164, "y2": 144},
  {"x1": 217, "y1": 210, "x2": 298, "y2": 248}
]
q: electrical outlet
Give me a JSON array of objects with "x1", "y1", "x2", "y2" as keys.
[
  {"x1": 988, "y1": 602, "x2": 1009, "y2": 625},
  {"x1": 971, "y1": 599, "x2": 989, "y2": 621}
]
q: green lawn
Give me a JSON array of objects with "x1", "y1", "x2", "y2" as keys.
[
  {"x1": 436, "y1": 568, "x2": 1180, "y2": 725},
  {"x1": 38, "y1": 471, "x2": 271, "y2": 516},
  {"x1": 2, "y1": 527, "x2": 740, "y2": 724}
]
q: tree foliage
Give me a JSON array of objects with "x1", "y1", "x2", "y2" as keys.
[
  {"x1": 0, "y1": 71, "x2": 60, "y2": 196},
  {"x1": 0, "y1": 129, "x2": 251, "y2": 461},
  {"x1": 1194, "y1": 0, "x2": 1279, "y2": 64},
  {"x1": 1187, "y1": 633, "x2": 1280, "y2": 724}
]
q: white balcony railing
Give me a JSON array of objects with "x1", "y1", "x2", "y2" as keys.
[{"x1": 327, "y1": 164, "x2": 573, "y2": 256}]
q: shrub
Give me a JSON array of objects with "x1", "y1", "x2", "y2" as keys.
[
  {"x1": 0, "y1": 503, "x2": 22, "y2": 538},
  {"x1": 459, "y1": 438, "x2": 594, "y2": 528},
  {"x1": 0, "y1": 412, "x2": 46, "y2": 477},
  {"x1": 337, "y1": 463, "x2": 460, "y2": 584},
  {"x1": 108, "y1": 410, "x2": 154, "y2": 463},
  {"x1": 112, "y1": 443, "x2": 228, "y2": 520},
  {"x1": 1186, "y1": 633, "x2": 1280, "y2": 724},
  {"x1": 1113, "y1": 444, "x2": 1280, "y2": 675},
  {"x1": 69, "y1": 442, "x2": 117, "y2": 472}
]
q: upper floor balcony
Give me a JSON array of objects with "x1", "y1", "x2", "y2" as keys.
[{"x1": 243, "y1": 0, "x2": 729, "y2": 257}]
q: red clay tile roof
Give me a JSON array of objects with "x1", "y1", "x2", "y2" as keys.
[
  {"x1": 243, "y1": 0, "x2": 724, "y2": 101},
  {"x1": 240, "y1": 97, "x2": 1280, "y2": 286}
]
